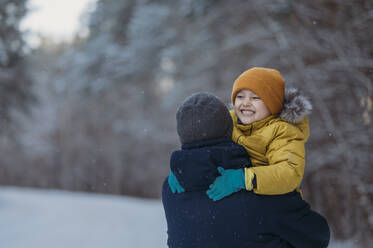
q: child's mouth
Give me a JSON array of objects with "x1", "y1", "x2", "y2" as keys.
[{"x1": 241, "y1": 110, "x2": 254, "y2": 115}]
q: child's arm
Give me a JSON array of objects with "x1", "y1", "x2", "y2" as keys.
[{"x1": 242, "y1": 120, "x2": 308, "y2": 195}]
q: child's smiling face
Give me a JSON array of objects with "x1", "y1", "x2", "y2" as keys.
[{"x1": 234, "y1": 89, "x2": 271, "y2": 125}]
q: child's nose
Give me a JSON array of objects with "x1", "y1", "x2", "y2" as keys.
[{"x1": 243, "y1": 98, "x2": 252, "y2": 106}]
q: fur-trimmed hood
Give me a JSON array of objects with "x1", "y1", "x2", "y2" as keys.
[{"x1": 279, "y1": 88, "x2": 312, "y2": 124}]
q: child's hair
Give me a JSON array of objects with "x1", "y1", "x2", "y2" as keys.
[
  {"x1": 176, "y1": 92, "x2": 232, "y2": 144},
  {"x1": 231, "y1": 67, "x2": 285, "y2": 115}
]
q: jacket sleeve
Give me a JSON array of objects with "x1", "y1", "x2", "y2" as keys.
[{"x1": 245, "y1": 119, "x2": 309, "y2": 195}]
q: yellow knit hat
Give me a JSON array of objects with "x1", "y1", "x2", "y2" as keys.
[{"x1": 231, "y1": 67, "x2": 285, "y2": 115}]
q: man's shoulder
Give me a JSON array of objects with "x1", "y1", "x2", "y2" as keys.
[
  {"x1": 213, "y1": 140, "x2": 247, "y2": 152},
  {"x1": 174, "y1": 139, "x2": 245, "y2": 157}
]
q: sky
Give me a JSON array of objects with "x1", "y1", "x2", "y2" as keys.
[{"x1": 21, "y1": 0, "x2": 97, "y2": 46}]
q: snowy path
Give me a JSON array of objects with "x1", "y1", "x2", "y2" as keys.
[
  {"x1": 0, "y1": 186, "x2": 354, "y2": 248},
  {"x1": 0, "y1": 187, "x2": 167, "y2": 248}
]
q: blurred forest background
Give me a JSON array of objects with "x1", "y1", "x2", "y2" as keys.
[{"x1": 0, "y1": 0, "x2": 372, "y2": 246}]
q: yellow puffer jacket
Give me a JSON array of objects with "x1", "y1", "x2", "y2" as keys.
[{"x1": 230, "y1": 88, "x2": 312, "y2": 195}]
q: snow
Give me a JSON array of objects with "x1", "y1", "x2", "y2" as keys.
[
  {"x1": 0, "y1": 186, "x2": 355, "y2": 248},
  {"x1": 0, "y1": 186, "x2": 167, "y2": 248}
]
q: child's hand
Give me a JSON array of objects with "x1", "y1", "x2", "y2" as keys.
[
  {"x1": 206, "y1": 167, "x2": 245, "y2": 201},
  {"x1": 168, "y1": 171, "x2": 185, "y2": 193}
]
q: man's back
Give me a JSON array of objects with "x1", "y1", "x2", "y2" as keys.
[{"x1": 162, "y1": 139, "x2": 296, "y2": 248}]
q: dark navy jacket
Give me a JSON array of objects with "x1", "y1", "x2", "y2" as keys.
[{"x1": 162, "y1": 138, "x2": 330, "y2": 248}]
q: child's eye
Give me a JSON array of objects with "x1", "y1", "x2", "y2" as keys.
[
  {"x1": 236, "y1": 95, "x2": 244, "y2": 99},
  {"x1": 253, "y1": 96, "x2": 260, "y2": 100}
]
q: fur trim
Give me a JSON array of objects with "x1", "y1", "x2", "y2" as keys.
[{"x1": 279, "y1": 88, "x2": 312, "y2": 124}]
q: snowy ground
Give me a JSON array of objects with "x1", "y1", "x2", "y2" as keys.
[
  {"x1": 0, "y1": 186, "x2": 167, "y2": 248},
  {"x1": 0, "y1": 186, "x2": 355, "y2": 248}
]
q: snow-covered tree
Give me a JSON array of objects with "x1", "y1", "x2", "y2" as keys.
[{"x1": 0, "y1": 0, "x2": 34, "y2": 134}]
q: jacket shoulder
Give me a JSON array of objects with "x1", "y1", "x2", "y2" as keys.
[{"x1": 267, "y1": 117, "x2": 309, "y2": 141}]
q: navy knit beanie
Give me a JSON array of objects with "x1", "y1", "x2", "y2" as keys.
[{"x1": 176, "y1": 92, "x2": 233, "y2": 144}]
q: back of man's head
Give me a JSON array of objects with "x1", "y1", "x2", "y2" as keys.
[{"x1": 176, "y1": 92, "x2": 232, "y2": 144}]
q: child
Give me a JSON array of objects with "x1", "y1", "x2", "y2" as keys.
[
  {"x1": 207, "y1": 67, "x2": 312, "y2": 200},
  {"x1": 163, "y1": 92, "x2": 329, "y2": 248}
]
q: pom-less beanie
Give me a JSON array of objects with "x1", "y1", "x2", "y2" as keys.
[
  {"x1": 176, "y1": 92, "x2": 233, "y2": 144},
  {"x1": 231, "y1": 67, "x2": 285, "y2": 115}
]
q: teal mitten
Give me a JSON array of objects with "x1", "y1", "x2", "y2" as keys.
[
  {"x1": 206, "y1": 167, "x2": 245, "y2": 201},
  {"x1": 168, "y1": 171, "x2": 185, "y2": 193}
]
